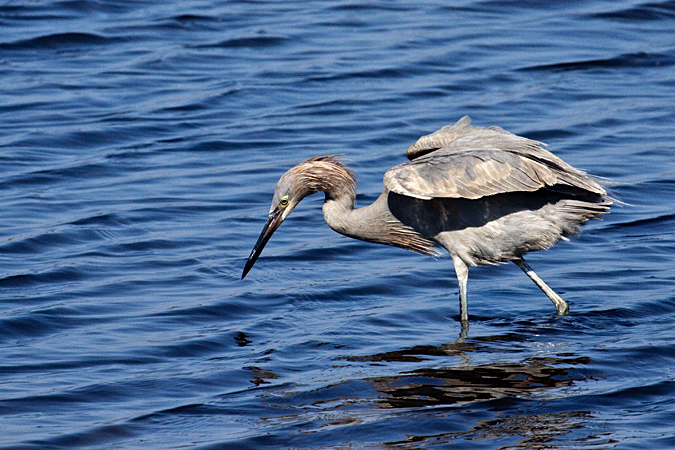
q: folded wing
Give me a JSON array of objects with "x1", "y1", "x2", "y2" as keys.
[{"x1": 385, "y1": 117, "x2": 606, "y2": 200}]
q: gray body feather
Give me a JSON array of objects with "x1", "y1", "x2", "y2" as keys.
[{"x1": 381, "y1": 117, "x2": 609, "y2": 265}]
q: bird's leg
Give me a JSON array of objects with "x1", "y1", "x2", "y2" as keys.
[
  {"x1": 513, "y1": 257, "x2": 569, "y2": 315},
  {"x1": 452, "y1": 257, "x2": 470, "y2": 324},
  {"x1": 457, "y1": 322, "x2": 469, "y2": 343}
]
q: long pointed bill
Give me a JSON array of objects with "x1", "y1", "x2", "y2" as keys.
[{"x1": 242, "y1": 209, "x2": 283, "y2": 279}]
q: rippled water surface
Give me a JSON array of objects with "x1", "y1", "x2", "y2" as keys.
[{"x1": 2, "y1": 1, "x2": 675, "y2": 448}]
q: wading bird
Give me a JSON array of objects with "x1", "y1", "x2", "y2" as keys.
[{"x1": 242, "y1": 117, "x2": 611, "y2": 324}]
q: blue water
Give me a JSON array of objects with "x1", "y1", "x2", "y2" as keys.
[{"x1": 1, "y1": 1, "x2": 675, "y2": 448}]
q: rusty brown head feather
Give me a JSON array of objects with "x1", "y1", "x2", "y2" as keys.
[{"x1": 280, "y1": 155, "x2": 356, "y2": 203}]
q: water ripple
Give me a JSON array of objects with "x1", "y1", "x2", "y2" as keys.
[
  {"x1": 0, "y1": 32, "x2": 123, "y2": 50},
  {"x1": 1, "y1": 0, "x2": 674, "y2": 448},
  {"x1": 520, "y1": 51, "x2": 675, "y2": 72}
]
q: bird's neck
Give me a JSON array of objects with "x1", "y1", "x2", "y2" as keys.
[
  {"x1": 322, "y1": 190, "x2": 439, "y2": 256},
  {"x1": 300, "y1": 157, "x2": 436, "y2": 255},
  {"x1": 322, "y1": 191, "x2": 359, "y2": 239},
  {"x1": 322, "y1": 191, "x2": 407, "y2": 246}
]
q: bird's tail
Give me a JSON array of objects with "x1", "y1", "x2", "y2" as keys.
[{"x1": 557, "y1": 199, "x2": 612, "y2": 236}]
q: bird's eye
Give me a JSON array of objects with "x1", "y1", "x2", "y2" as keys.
[{"x1": 279, "y1": 196, "x2": 289, "y2": 207}]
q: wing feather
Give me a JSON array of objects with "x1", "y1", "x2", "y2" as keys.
[
  {"x1": 393, "y1": 118, "x2": 606, "y2": 200},
  {"x1": 406, "y1": 116, "x2": 477, "y2": 160},
  {"x1": 385, "y1": 147, "x2": 602, "y2": 200}
]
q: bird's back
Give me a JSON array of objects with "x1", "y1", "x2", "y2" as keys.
[
  {"x1": 386, "y1": 117, "x2": 605, "y2": 201},
  {"x1": 383, "y1": 117, "x2": 611, "y2": 265}
]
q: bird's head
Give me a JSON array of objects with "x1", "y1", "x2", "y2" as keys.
[
  {"x1": 241, "y1": 156, "x2": 354, "y2": 279},
  {"x1": 240, "y1": 171, "x2": 305, "y2": 280}
]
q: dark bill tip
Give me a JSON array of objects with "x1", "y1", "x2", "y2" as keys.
[
  {"x1": 241, "y1": 210, "x2": 282, "y2": 279},
  {"x1": 241, "y1": 248, "x2": 259, "y2": 280}
]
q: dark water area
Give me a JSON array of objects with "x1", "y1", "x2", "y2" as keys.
[{"x1": 1, "y1": 1, "x2": 674, "y2": 448}]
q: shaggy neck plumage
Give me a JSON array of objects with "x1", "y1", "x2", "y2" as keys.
[{"x1": 293, "y1": 157, "x2": 436, "y2": 256}]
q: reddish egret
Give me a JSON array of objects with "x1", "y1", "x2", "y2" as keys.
[{"x1": 242, "y1": 117, "x2": 611, "y2": 323}]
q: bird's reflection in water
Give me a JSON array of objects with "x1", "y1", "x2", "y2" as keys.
[
  {"x1": 252, "y1": 333, "x2": 597, "y2": 448},
  {"x1": 389, "y1": 410, "x2": 598, "y2": 449},
  {"x1": 344, "y1": 336, "x2": 595, "y2": 448},
  {"x1": 369, "y1": 360, "x2": 572, "y2": 409},
  {"x1": 349, "y1": 335, "x2": 584, "y2": 408}
]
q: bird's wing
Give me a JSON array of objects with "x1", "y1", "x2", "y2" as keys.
[
  {"x1": 406, "y1": 116, "x2": 478, "y2": 160},
  {"x1": 406, "y1": 116, "x2": 540, "y2": 160},
  {"x1": 397, "y1": 119, "x2": 606, "y2": 199},
  {"x1": 386, "y1": 148, "x2": 554, "y2": 200},
  {"x1": 385, "y1": 145, "x2": 605, "y2": 200}
]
